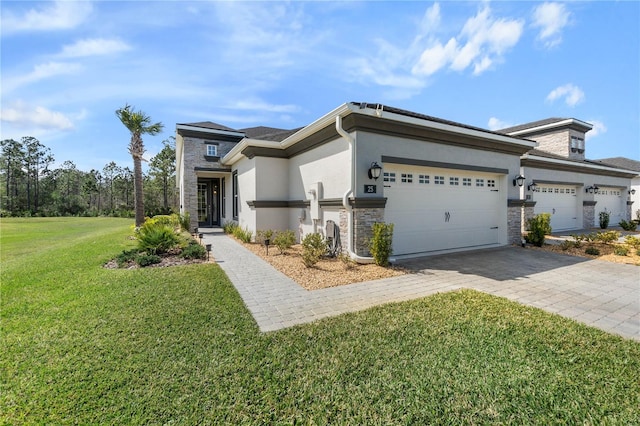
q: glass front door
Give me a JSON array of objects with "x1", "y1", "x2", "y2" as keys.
[{"x1": 197, "y1": 179, "x2": 220, "y2": 226}]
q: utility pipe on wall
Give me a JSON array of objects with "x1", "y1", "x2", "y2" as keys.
[{"x1": 336, "y1": 115, "x2": 375, "y2": 264}]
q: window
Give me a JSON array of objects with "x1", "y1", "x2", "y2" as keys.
[
  {"x1": 419, "y1": 174, "x2": 429, "y2": 184},
  {"x1": 476, "y1": 179, "x2": 484, "y2": 187},
  {"x1": 487, "y1": 179, "x2": 496, "y2": 188},
  {"x1": 449, "y1": 177, "x2": 459, "y2": 186},
  {"x1": 232, "y1": 171, "x2": 238, "y2": 219},
  {"x1": 462, "y1": 177, "x2": 472, "y2": 186},
  {"x1": 401, "y1": 173, "x2": 413, "y2": 183},
  {"x1": 435, "y1": 176, "x2": 445, "y2": 185},
  {"x1": 221, "y1": 178, "x2": 226, "y2": 218},
  {"x1": 206, "y1": 144, "x2": 217, "y2": 157},
  {"x1": 383, "y1": 172, "x2": 396, "y2": 183}
]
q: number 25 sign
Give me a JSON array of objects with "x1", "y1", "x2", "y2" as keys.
[{"x1": 364, "y1": 184, "x2": 377, "y2": 194}]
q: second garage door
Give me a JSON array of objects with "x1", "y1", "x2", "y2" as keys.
[
  {"x1": 594, "y1": 187, "x2": 625, "y2": 227},
  {"x1": 532, "y1": 184, "x2": 579, "y2": 231},
  {"x1": 383, "y1": 164, "x2": 503, "y2": 257}
]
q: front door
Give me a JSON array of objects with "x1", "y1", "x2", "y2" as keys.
[{"x1": 197, "y1": 179, "x2": 220, "y2": 226}]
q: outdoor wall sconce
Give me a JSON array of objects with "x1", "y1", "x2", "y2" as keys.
[
  {"x1": 513, "y1": 175, "x2": 525, "y2": 187},
  {"x1": 368, "y1": 162, "x2": 382, "y2": 180},
  {"x1": 585, "y1": 185, "x2": 599, "y2": 194},
  {"x1": 205, "y1": 244, "x2": 212, "y2": 260},
  {"x1": 629, "y1": 188, "x2": 636, "y2": 195},
  {"x1": 527, "y1": 182, "x2": 538, "y2": 191}
]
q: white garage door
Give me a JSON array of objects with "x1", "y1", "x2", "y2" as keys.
[
  {"x1": 383, "y1": 164, "x2": 502, "y2": 256},
  {"x1": 532, "y1": 184, "x2": 579, "y2": 231},
  {"x1": 594, "y1": 187, "x2": 625, "y2": 226}
]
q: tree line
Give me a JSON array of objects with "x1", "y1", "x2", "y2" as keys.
[{"x1": 0, "y1": 136, "x2": 176, "y2": 218}]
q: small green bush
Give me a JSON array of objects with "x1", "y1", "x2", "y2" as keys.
[
  {"x1": 179, "y1": 212, "x2": 190, "y2": 231},
  {"x1": 613, "y1": 246, "x2": 629, "y2": 256},
  {"x1": 232, "y1": 226, "x2": 252, "y2": 243},
  {"x1": 369, "y1": 222, "x2": 394, "y2": 267},
  {"x1": 595, "y1": 230, "x2": 620, "y2": 245},
  {"x1": 301, "y1": 233, "x2": 326, "y2": 267},
  {"x1": 115, "y1": 248, "x2": 141, "y2": 267},
  {"x1": 559, "y1": 240, "x2": 575, "y2": 251},
  {"x1": 338, "y1": 253, "x2": 357, "y2": 270},
  {"x1": 624, "y1": 235, "x2": 640, "y2": 249},
  {"x1": 585, "y1": 247, "x2": 600, "y2": 256},
  {"x1": 255, "y1": 229, "x2": 274, "y2": 245},
  {"x1": 136, "y1": 253, "x2": 162, "y2": 267},
  {"x1": 222, "y1": 221, "x2": 238, "y2": 234},
  {"x1": 180, "y1": 243, "x2": 206, "y2": 259},
  {"x1": 136, "y1": 221, "x2": 180, "y2": 254},
  {"x1": 618, "y1": 220, "x2": 637, "y2": 231},
  {"x1": 273, "y1": 230, "x2": 296, "y2": 254},
  {"x1": 525, "y1": 213, "x2": 552, "y2": 247},
  {"x1": 599, "y1": 210, "x2": 610, "y2": 229}
]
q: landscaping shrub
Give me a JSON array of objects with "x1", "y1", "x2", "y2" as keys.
[
  {"x1": 136, "y1": 253, "x2": 162, "y2": 267},
  {"x1": 180, "y1": 242, "x2": 206, "y2": 259},
  {"x1": 524, "y1": 213, "x2": 551, "y2": 247},
  {"x1": 232, "y1": 226, "x2": 252, "y2": 243},
  {"x1": 624, "y1": 235, "x2": 640, "y2": 249},
  {"x1": 255, "y1": 229, "x2": 274, "y2": 245},
  {"x1": 613, "y1": 246, "x2": 629, "y2": 256},
  {"x1": 369, "y1": 222, "x2": 394, "y2": 267},
  {"x1": 618, "y1": 219, "x2": 637, "y2": 231},
  {"x1": 585, "y1": 247, "x2": 600, "y2": 256},
  {"x1": 595, "y1": 230, "x2": 620, "y2": 245},
  {"x1": 599, "y1": 210, "x2": 610, "y2": 229},
  {"x1": 301, "y1": 233, "x2": 326, "y2": 267},
  {"x1": 338, "y1": 253, "x2": 356, "y2": 270},
  {"x1": 115, "y1": 248, "x2": 141, "y2": 267},
  {"x1": 222, "y1": 221, "x2": 238, "y2": 234},
  {"x1": 559, "y1": 240, "x2": 574, "y2": 251},
  {"x1": 273, "y1": 230, "x2": 296, "y2": 254},
  {"x1": 136, "y1": 220, "x2": 180, "y2": 254},
  {"x1": 179, "y1": 212, "x2": 191, "y2": 231}
]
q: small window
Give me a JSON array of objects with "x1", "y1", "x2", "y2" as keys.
[
  {"x1": 554, "y1": 188, "x2": 559, "y2": 193},
  {"x1": 542, "y1": 187, "x2": 547, "y2": 193},
  {"x1": 487, "y1": 179, "x2": 496, "y2": 188},
  {"x1": 476, "y1": 179, "x2": 484, "y2": 187},
  {"x1": 419, "y1": 174, "x2": 429, "y2": 184},
  {"x1": 401, "y1": 173, "x2": 413, "y2": 183},
  {"x1": 206, "y1": 144, "x2": 217, "y2": 157},
  {"x1": 462, "y1": 178, "x2": 472, "y2": 186},
  {"x1": 449, "y1": 177, "x2": 459, "y2": 186},
  {"x1": 435, "y1": 176, "x2": 445, "y2": 185},
  {"x1": 232, "y1": 171, "x2": 238, "y2": 219},
  {"x1": 560, "y1": 188, "x2": 565, "y2": 194},
  {"x1": 383, "y1": 172, "x2": 396, "y2": 183}
]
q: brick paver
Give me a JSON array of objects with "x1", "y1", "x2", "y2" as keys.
[{"x1": 202, "y1": 229, "x2": 639, "y2": 340}]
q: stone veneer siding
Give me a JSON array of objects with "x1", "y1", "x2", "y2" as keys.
[
  {"x1": 339, "y1": 209, "x2": 349, "y2": 255},
  {"x1": 507, "y1": 205, "x2": 523, "y2": 245},
  {"x1": 352, "y1": 208, "x2": 384, "y2": 257},
  {"x1": 583, "y1": 201, "x2": 596, "y2": 229}
]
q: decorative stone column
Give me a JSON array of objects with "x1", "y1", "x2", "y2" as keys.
[
  {"x1": 627, "y1": 201, "x2": 634, "y2": 221},
  {"x1": 350, "y1": 198, "x2": 387, "y2": 257},
  {"x1": 507, "y1": 199, "x2": 536, "y2": 245},
  {"x1": 583, "y1": 201, "x2": 596, "y2": 229}
]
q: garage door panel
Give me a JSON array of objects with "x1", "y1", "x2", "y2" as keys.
[
  {"x1": 594, "y1": 187, "x2": 625, "y2": 226},
  {"x1": 533, "y1": 185, "x2": 579, "y2": 231},
  {"x1": 383, "y1": 165, "x2": 503, "y2": 256}
]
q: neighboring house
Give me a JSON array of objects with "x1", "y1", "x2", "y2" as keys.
[
  {"x1": 500, "y1": 119, "x2": 637, "y2": 230},
  {"x1": 592, "y1": 157, "x2": 640, "y2": 222},
  {"x1": 176, "y1": 102, "x2": 636, "y2": 261}
]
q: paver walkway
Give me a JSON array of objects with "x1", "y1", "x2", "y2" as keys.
[{"x1": 202, "y1": 229, "x2": 639, "y2": 340}]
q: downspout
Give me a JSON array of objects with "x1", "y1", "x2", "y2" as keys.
[{"x1": 336, "y1": 115, "x2": 375, "y2": 264}]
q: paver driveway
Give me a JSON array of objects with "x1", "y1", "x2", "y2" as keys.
[{"x1": 203, "y1": 229, "x2": 639, "y2": 340}]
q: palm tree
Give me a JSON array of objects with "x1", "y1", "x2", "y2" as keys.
[{"x1": 115, "y1": 104, "x2": 164, "y2": 227}]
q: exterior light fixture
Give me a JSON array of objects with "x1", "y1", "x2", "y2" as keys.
[
  {"x1": 629, "y1": 189, "x2": 636, "y2": 195},
  {"x1": 586, "y1": 185, "x2": 599, "y2": 194},
  {"x1": 585, "y1": 186, "x2": 593, "y2": 193},
  {"x1": 368, "y1": 162, "x2": 382, "y2": 180},
  {"x1": 513, "y1": 175, "x2": 525, "y2": 187},
  {"x1": 527, "y1": 182, "x2": 538, "y2": 191},
  {"x1": 205, "y1": 244, "x2": 212, "y2": 260}
]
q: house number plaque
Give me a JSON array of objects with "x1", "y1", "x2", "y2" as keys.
[{"x1": 364, "y1": 184, "x2": 377, "y2": 194}]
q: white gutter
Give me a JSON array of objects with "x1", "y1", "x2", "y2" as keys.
[
  {"x1": 222, "y1": 138, "x2": 282, "y2": 165},
  {"x1": 336, "y1": 115, "x2": 375, "y2": 264}
]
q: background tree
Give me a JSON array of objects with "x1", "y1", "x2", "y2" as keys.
[
  {"x1": 149, "y1": 137, "x2": 176, "y2": 212},
  {"x1": 0, "y1": 139, "x2": 25, "y2": 214},
  {"x1": 115, "y1": 104, "x2": 164, "y2": 227}
]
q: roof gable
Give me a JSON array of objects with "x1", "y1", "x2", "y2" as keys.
[{"x1": 178, "y1": 121, "x2": 239, "y2": 132}]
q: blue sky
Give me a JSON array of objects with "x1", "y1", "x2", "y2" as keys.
[{"x1": 1, "y1": 1, "x2": 639, "y2": 172}]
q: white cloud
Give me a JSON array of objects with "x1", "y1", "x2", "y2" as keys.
[
  {"x1": 0, "y1": 100, "x2": 75, "y2": 131},
  {"x1": 586, "y1": 120, "x2": 607, "y2": 140},
  {"x1": 1, "y1": 1, "x2": 92, "y2": 35},
  {"x1": 226, "y1": 99, "x2": 300, "y2": 114},
  {"x1": 59, "y1": 38, "x2": 132, "y2": 58},
  {"x1": 487, "y1": 117, "x2": 513, "y2": 131},
  {"x1": 546, "y1": 83, "x2": 585, "y2": 107},
  {"x1": 413, "y1": 4, "x2": 523, "y2": 77},
  {"x1": 3, "y1": 62, "x2": 83, "y2": 93},
  {"x1": 532, "y1": 2, "x2": 571, "y2": 48}
]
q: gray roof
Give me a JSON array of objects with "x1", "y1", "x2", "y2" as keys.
[
  {"x1": 179, "y1": 121, "x2": 239, "y2": 132},
  {"x1": 526, "y1": 149, "x2": 638, "y2": 173},
  {"x1": 499, "y1": 118, "x2": 568, "y2": 134},
  {"x1": 593, "y1": 157, "x2": 640, "y2": 172},
  {"x1": 240, "y1": 126, "x2": 290, "y2": 139}
]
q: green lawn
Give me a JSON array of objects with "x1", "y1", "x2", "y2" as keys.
[{"x1": 2, "y1": 217, "x2": 639, "y2": 424}]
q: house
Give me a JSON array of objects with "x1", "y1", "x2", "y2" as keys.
[
  {"x1": 592, "y1": 157, "x2": 640, "y2": 222},
  {"x1": 176, "y1": 102, "x2": 636, "y2": 261}
]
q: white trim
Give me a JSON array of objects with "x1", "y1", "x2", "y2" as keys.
[
  {"x1": 507, "y1": 118, "x2": 593, "y2": 136},
  {"x1": 523, "y1": 154, "x2": 638, "y2": 174},
  {"x1": 222, "y1": 138, "x2": 282, "y2": 165},
  {"x1": 176, "y1": 124, "x2": 245, "y2": 137}
]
